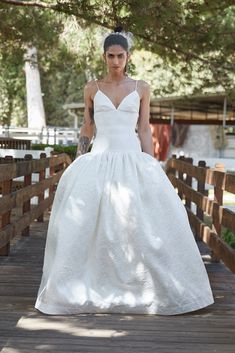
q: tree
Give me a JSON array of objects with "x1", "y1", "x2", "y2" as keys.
[
  {"x1": 1, "y1": 0, "x2": 235, "y2": 127},
  {"x1": 0, "y1": 4, "x2": 107, "y2": 126},
  {"x1": 0, "y1": 46, "x2": 26, "y2": 126},
  {"x1": 24, "y1": 45, "x2": 46, "y2": 128},
  {"x1": 0, "y1": 3, "x2": 63, "y2": 125},
  {"x1": 1, "y1": 0, "x2": 235, "y2": 92}
]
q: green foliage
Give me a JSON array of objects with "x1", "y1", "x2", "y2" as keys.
[
  {"x1": 0, "y1": 44, "x2": 26, "y2": 125},
  {"x1": 1, "y1": 0, "x2": 235, "y2": 126},
  {"x1": 0, "y1": 4, "x2": 63, "y2": 126},
  {"x1": 0, "y1": 6, "x2": 108, "y2": 126},
  {"x1": 200, "y1": 214, "x2": 235, "y2": 248},
  {"x1": 222, "y1": 227, "x2": 235, "y2": 248},
  {"x1": 40, "y1": 22, "x2": 106, "y2": 126},
  {"x1": 2, "y1": 0, "x2": 233, "y2": 90},
  {"x1": 32, "y1": 143, "x2": 92, "y2": 160},
  {"x1": 0, "y1": 4, "x2": 63, "y2": 49}
]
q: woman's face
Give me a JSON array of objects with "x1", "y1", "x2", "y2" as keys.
[{"x1": 103, "y1": 45, "x2": 130, "y2": 74}]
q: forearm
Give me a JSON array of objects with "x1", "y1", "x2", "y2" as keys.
[
  {"x1": 138, "y1": 127, "x2": 154, "y2": 157},
  {"x1": 76, "y1": 124, "x2": 94, "y2": 157}
]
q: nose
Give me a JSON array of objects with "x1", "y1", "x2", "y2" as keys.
[{"x1": 113, "y1": 56, "x2": 119, "y2": 65}]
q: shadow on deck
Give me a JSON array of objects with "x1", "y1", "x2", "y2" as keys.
[{"x1": 0, "y1": 212, "x2": 234, "y2": 353}]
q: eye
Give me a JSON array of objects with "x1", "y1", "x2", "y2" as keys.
[
  {"x1": 118, "y1": 54, "x2": 124, "y2": 58},
  {"x1": 107, "y1": 54, "x2": 114, "y2": 58}
]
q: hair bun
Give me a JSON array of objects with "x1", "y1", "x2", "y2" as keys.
[{"x1": 114, "y1": 25, "x2": 123, "y2": 33}]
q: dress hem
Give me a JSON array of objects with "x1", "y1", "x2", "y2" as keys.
[{"x1": 35, "y1": 297, "x2": 214, "y2": 316}]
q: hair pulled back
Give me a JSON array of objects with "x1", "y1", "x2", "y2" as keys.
[{"x1": 103, "y1": 26, "x2": 129, "y2": 53}]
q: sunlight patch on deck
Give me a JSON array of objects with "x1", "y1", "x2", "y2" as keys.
[{"x1": 16, "y1": 316, "x2": 128, "y2": 338}]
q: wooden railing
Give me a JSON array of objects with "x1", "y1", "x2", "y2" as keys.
[
  {"x1": 0, "y1": 153, "x2": 71, "y2": 256},
  {"x1": 0, "y1": 126, "x2": 80, "y2": 146},
  {"x1": 0, "y1": 137, "x2": 31, "y2": 150},
  {"x1": 165, "y1": 155, "x2": 235, "y2": 273}
]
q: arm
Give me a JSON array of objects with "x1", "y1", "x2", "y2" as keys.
[
  {"x1": 76, "y1": 83, "x2": 96, "y2": 158},
  {"x1": 137, "y1": 81, "x2": 154, "y2": 157}
]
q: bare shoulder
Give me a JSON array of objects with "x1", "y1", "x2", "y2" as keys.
[
  {"x1": 84, "y1": 79, "x2": 98, "y2": 98},
  {"x1": 137, "y1": 79, "x2": 150, "y2": 90},
  {"x1": 137, "y1": 79, "x2": 150, "y2": 99}
]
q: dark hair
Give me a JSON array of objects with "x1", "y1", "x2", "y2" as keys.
[{"x1": 103, "y1": 26, "x2": 128, "y2": 53}]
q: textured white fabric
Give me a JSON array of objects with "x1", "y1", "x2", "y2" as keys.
[{"x1": 35, "y1": 86, "x2": 214, "y2": 315}]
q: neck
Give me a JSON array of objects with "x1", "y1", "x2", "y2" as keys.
[{"x1": 106, "y1": 72, "x2": 127, "y2": 82}]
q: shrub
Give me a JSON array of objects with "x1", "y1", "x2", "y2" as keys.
[
  {"x1": 222, "y1": 227, "x2": 235, "y2": 248},
  {"x1": 32, "y1": 143, "x2": 92, "y2": 161}
]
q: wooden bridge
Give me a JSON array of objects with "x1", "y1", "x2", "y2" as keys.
[{"x1": 0, "y1": 153, "x2": 235, "y2": 353}]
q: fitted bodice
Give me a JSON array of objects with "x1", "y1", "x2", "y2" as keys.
[{"x1": 90, "y1": 88, "x2": 142, "y2": 153}]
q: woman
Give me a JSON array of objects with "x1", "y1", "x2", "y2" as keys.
[{"x1": 35, "y1": 27, "x2": 214, "y2": 315}]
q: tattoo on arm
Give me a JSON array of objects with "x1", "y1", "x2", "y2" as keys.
[
  {"x1": 76, "y1": 101, "x2": 94, "y2": 157},
  {"x1": 77, "y1": 135, "x2": 90, "y2": 156}
]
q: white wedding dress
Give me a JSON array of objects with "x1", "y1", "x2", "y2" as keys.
[{"x1": 35, "y1": 80, "x2": 214, "y2": 315}]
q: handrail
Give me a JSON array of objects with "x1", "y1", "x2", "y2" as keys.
[
  {"x1": 0, "y1": 153, "x2": 71, "y2": 256},
  {"x1": 165, "y1": 155, "x2": 235, "y2": 273},
  {"x1": 0, "y1": 137, "x2": 31, "y2": 150}
]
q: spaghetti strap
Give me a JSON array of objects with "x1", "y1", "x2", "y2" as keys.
[
  {"x1": 95, "y1": 80, "x2": 100, "y2": 90},
  {"x1": 135, "y1": 80, "x2": 138, "y2": 90}
]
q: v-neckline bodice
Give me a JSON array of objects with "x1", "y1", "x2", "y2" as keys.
[
  {"x1": 94, "y1": 79, "x2": 139, "y2": 111},
  {"x1": 94, "y1": 89, "x2": 139, "y2": 111}
]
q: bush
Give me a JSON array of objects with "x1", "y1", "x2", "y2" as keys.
[
  {"x1": 32, "y1": 144, "x2": 76, "y2": 160},
  {"x1": 32, "y1": 143, "x2": 93, "y2": 161},
  {"x1": 222, "y1": 227, "x2": 235, "y2": 248},
  {"x1": 197, "y1": 215, "x2": 235, "y2": 248}
]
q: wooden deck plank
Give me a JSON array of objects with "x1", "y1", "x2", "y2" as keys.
[{"x1": 0, "y1": 212, "x2": 235, "y2": 353}]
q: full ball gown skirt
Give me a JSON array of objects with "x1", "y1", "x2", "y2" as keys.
[{"x1": 35, "y1": 88, "x2": 214, "y2": 315}]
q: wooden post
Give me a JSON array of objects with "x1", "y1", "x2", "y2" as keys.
[
  {"x1": 211, "y1": 163, "x2": 225, "y2": 262},
  {"x1": 37, "y1": 153, "x2": 46, "y2": 222},
  {"x1": 195, "y1": 160, "x2": 207, "y2": 241},
  {"x1": 197, "y1": 160, "x2": 206, "y2": 221},
  {"x1": 0, "y1": 156, "x2": 13, "y2": 256},
  {"x1": 49, "y1": 156, "x2": 55, "y2": 196},
  {"x1": 185, "y1": 157, "x2": 193, "y2": 210},
  {"x1": 170, "y1": 154, "x2": 177, "y2": 177},
  {"x1": 22, "y1": 154, "x2": 32, "y2": 237},
  {"x1": 178, "y1": 156, "x2": 185, "y2": 200},
  {"x1": 48, "y1": 153, "x2": 56, "y2": 212},
  {"x1": 165, "y1": 154, "x2": 176, "y2": 177}
]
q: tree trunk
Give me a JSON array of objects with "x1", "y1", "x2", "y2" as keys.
[{"x1": 24, "y1": 45, "x2": 46, "y2": 129}]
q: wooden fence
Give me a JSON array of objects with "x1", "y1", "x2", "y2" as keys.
[
  {"x1": 1, "y1": 151, "x2": 234, "y2": 274},
  {"x1": 0, "y1": 137, "x2": 31, "y2": 150},
  {"x1": 165, "y1": 155, "x2": 235, "y2": 273},
  {"x1": 0, "y1": 153, "x2": 71, "y2": 256}
]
